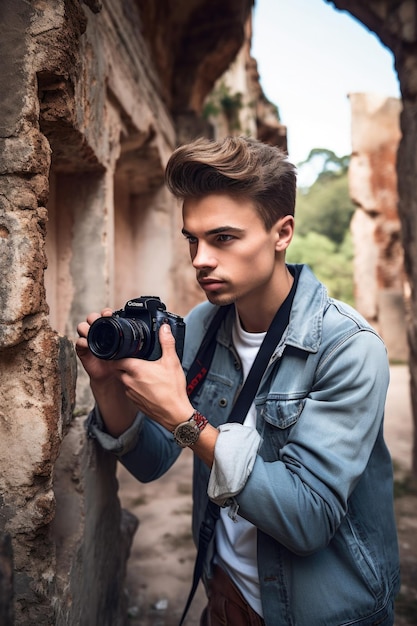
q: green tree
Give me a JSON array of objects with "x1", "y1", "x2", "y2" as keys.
[
  {"x1": 296, "y1": 150, "x2": 355, "y2": 245},
  {"x1": 287, "y1": 231, "x2": 354, "y2": 305},
  {"x1": 298, "y1": 148, "x2": 350, "y2": 180},
  {"x1": 288, "y1": 149, "x2": 355, "y2": 305},
  {"x1": 296, "y1": 171, "x2": 355, "y2": 245}
]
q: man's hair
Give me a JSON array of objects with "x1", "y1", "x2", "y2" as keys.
[{"x1": 165, "y1": 136, "x2": 297, "y2": 230}]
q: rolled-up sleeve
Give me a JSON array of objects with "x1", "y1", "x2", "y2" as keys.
[
  {"x1": 207, "y1": 423, "x2": 261, "y2": 505},
  {"x1": 85, "y1": 405, "x2": 145, "y2": 456}
]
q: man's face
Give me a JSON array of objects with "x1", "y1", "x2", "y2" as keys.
[{"x1": 182, "y1": 193, "x2": 285, "y2": 309}]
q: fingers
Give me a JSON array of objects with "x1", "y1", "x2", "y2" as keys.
[
  {"x1": 114, "y1": 324, "x2": 177, "y2": 373},
  {"x1": 77, "y1": 321, "x2": 90, "y2": 339},
  {"x1": 77, "y1": 309, "x2": 113, "y2": 337},
  {"x1": 86, "y1": 309, "x2": 111, "y2": 325},
  {"x1": 159, "y1": 323, "x2": 177, "y2": 357}
]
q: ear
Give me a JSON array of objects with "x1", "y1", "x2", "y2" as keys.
[{"x1": 274, "y1": 215, "x2": 294, "y2": 252}]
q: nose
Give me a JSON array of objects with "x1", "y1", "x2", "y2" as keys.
[{"x1": 191, "y1": 241, "x2": 217, "y2": 270}]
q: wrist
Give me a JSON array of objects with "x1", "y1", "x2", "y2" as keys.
[{"x1": 172, "y1": 409, "x2": 209, "y2": 448}]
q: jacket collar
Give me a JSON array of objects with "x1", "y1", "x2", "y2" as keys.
[
  {"x1": 215, "y1": 264, "x2": 327, "y2": 355},
  {"x1": 285, "y1": 264, "x2": 327, "y2": 354}
]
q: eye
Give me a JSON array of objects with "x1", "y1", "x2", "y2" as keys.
[
  {"x1": 184, "y1": 234, "x2": 198, "y2": 244},
  {"x1": 216, "y1": 234, "x2": 235, "y2": 243}
]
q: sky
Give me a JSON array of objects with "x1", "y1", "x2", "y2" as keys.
[{"x1": 251, "y1": 0, "x2": 401, "y2": 184}]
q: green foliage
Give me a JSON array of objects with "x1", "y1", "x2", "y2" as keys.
[
  {"x1": 288, "y1": 148, "x2": 356, "y2": 305},
  {"x1": 296, "y1": 170, "x2": 355, "y2": 245},
  {"x1": 287, "y1": 225, "x2": 354, "y2": 305},
  {"x1": 203, "y1": 81, "x2": 244, "y2": 131},
  {"x1": 298, "y1": 148, "x2": 350, "y2": 179}
]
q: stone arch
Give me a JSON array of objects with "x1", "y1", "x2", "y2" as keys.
[{"x1": 327, "y1": 0, "x2": 417, "y2": 479}]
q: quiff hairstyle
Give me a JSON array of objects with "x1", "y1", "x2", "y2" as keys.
[{"x1": 165, "y1": 136, "x2": 297, "y2": 230}]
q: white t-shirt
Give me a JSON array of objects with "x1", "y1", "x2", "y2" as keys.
[{"x1": 214, "y1": 310, "x2": 265, "y2": 617}]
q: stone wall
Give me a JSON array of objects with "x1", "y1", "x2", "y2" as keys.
[
  {"x1": 0, "y1": 0, "x2": 286, "y2": 622},
  {"x1": 203, "y1": 15, "x2": 287, "y2": 149},
  {"x1": 329, "y1": 0, "x2": 417, "y2": 471},
  {"x1": 3, "y1": 1, "x2": 417, "y2": 621},
  {"x1": 349, "y1": 93, "x2": 407, "y2": 361},
  {"x1": 5, "y1": 0, "x2": 417, "y2": 622}
]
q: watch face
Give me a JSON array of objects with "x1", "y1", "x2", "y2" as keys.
[{"x1": 174, "y1": 422, "x2": 200, "y2": 447}]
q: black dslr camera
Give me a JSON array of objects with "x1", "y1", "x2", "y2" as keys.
[{"x1": 87, "y1": 296, "x2": 186, "y2": 362}]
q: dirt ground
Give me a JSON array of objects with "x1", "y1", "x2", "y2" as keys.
[{"x1": 117, "y1": 364, "x2": 417, "y2": 626}]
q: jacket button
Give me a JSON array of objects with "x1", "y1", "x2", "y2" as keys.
[{"x1": 219, "y1": 398, "x2": 228, "y2": 408}]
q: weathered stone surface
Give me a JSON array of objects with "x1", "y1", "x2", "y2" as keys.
[
  {"x1": 138, "y1": 0, "x2": 254, "y2": 114},
  {"x1": 330, "y1": 0, "x2": 417, "y2": 472},
  {"x1": 51, "y1": 416, "x2": 138, "y2": 625},
  {"x1": 0, "y1": 329, "x2": 77, "y2": 624},
  {"x1": 203, "y1": 14, "x2": 287, "y2": 150},
  {"x1": 0, "y1": 132, "x2": 51, "y2": 176},
  {"x1": 6, "y1": 0, "x2": 417, "y2": 623},
  {"x1": 247, "y1": 56, "x2": 287, "y2": 150},
  {"x1": 0, "y1": 0, "x2": 34, "y2": 139},
  {"x1": 0, "y1": 0, "x2": 258, "y2": 623},
  {"x1": 0, "y1": 534, "x2": 14, "y2": 626},
  {"x1": 378, "y1": 288, "x2": 409, "y2": 361},
  {"x1": 348, "y1": 93, "x2": 406, "y2": 361},
  {"x1": 0, "y1": 205, "x2": 49, "y2": 344}
]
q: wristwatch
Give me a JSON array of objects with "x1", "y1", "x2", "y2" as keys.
[{"x1": 172, "y1": 410, "x2": 208, "y2": 447}]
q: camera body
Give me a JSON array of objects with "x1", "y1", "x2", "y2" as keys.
[{"x1": 87, "y1": 296, "x2": 186, "y2": 362}]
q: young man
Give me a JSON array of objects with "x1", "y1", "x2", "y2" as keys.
[{"x1": 76, "y1": 137, "x2": 400, "y2": 625}]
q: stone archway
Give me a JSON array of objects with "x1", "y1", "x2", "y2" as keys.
[{"x1": 327, "y1": 0, "x2": 417, "y2": 476}]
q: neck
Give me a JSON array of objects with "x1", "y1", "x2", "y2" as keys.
[{"x1": 237, "y1": 267, "x2": 294, "y2": 333}]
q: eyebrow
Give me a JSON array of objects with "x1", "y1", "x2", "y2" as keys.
[{"x1": 181, "y1": 226, "x2": 245, "y2": 237}]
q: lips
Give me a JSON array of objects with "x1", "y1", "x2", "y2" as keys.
[{"x1": 198, "y1": 277, "x2": 225, "y2": 292}]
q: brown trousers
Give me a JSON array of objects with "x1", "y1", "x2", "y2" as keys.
[{"x1": 200, "y1": 565, "x2": 265, "y2": 626}]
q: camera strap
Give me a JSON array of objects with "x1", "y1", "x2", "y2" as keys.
[
  {"x1": 180, "y1": 267, "x2": 299, "y2": 625},
  {"x1": 185, "y1": 304, "x2": 233, "y2": 399}
]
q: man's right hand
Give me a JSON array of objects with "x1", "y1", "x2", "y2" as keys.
[
  {"x1": 76, "y1": 309, "x2": 115, "y2": 383},
  {"x1": 76, "y1": 309, "x2": 139, "y2": 436}
]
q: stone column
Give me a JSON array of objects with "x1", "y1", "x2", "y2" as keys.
[{"x1": 349, "y1": 93, "x2": 407, "y2": 361}]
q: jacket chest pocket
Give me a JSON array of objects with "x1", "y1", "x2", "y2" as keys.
[
  {"x1": 192, "y1": 374, "x2": 238, "y2": 428},
  {"x1": 257, "y1": 396, "x2": 305, "y2": 461}
]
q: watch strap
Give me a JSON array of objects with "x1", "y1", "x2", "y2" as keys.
[
  {"x1": 172, "y1": 410, "x2": 208, "y2": 447},
  {"x1": 191, "y1": 410, "x2": 208, "y2": 431}
]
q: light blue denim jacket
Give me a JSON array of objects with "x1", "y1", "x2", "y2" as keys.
[{"x1": 87, "y1": 264, "x2": 400, "y2": 625}]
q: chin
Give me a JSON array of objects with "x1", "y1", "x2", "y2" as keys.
[{"x1": 206, "y1": 293, "x2": 236, "y2": 307}]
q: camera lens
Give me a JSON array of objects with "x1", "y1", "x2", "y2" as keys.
[{"x1": 87, "y1": 317, "x2": 150, "y2": 360}]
